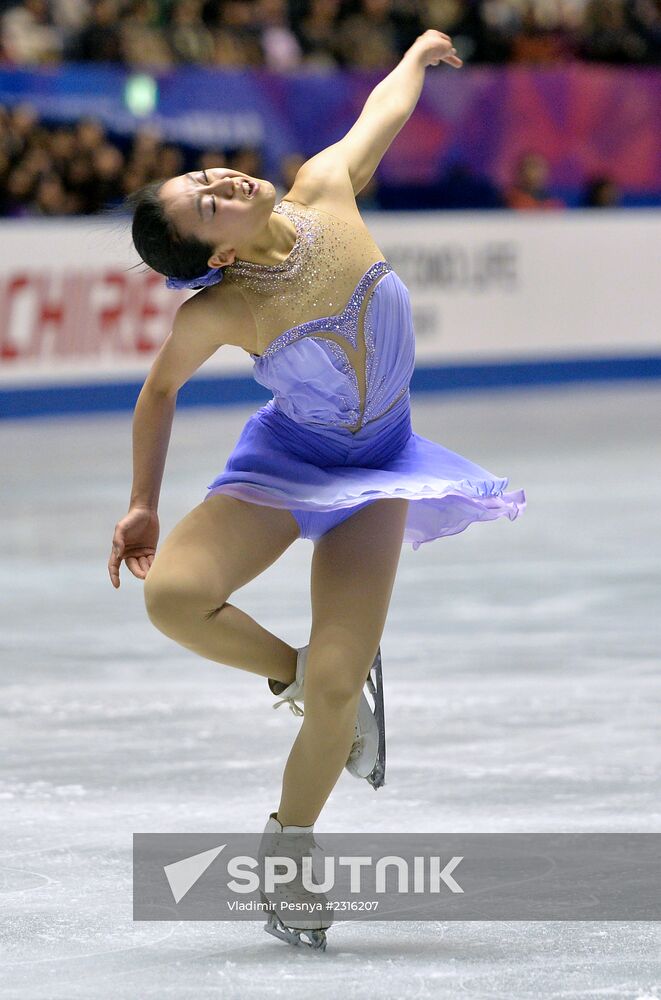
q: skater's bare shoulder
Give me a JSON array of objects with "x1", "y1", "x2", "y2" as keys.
[
  {"x1": 285, "y1": 150, "x2": 368, "y2": 231},
  {"x1": 144, "y1": 284, "x2": 255, "y2": 394}
]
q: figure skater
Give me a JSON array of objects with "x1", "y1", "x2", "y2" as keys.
[{"x1": 109, "y1": 29, "x2": 525, "y2": 950}]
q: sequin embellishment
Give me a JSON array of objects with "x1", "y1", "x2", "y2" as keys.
[
  {"x1": 226, "y1": 200, "x2": 312, "y2": 289},
  {"x1": 253, "y1": 260, "x2": 391, "y2": 359},
  {"x1": 225, "y1": 197, "x2": 409, "y2": 431}
]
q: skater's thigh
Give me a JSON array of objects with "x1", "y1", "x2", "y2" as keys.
[
  {"x1": 309, "y1": 498, "x2": 409, "y2": 659},
  {"x1": 145, "y1": 495, "x2": 300, "y2": 607}
]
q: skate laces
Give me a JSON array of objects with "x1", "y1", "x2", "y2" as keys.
[{"x1": 272, "y1": 696, "x2": 304, "y2": 717}]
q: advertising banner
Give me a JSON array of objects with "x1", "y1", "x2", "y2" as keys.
[{"x1": 0, "y1": 211, "x2": 659, "y2": 391}]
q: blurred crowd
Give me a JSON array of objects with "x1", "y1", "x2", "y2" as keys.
[
  {"x1": 0, "y1": 102, "x2": 622, "y2": 218},
  {"x1": 0, "y1": 0, "x2": 659, "y2": 69}
]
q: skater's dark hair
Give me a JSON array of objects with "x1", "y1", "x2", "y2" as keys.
[{"x1": 127, "y1": 181, "x2": 215, "y2": 282}]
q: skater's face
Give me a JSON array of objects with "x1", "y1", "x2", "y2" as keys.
[{"x1": 159, "y1": 167, "x2": 275, "y2": 268}]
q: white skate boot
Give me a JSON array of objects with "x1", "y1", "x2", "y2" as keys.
[
  {"x1": 258, "y1": 812, "x2": 333, "y2": 950},
  {"x1": 268, "y1": 645, "x2": 386, "y2": 789}
]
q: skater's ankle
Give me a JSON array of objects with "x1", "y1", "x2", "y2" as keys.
[
  {"x1": 268, "y1": 645, "x2": 298, "y2": 691},
  {"x1": 273, "y1": 810, "x2": 316, "y2": 830}
]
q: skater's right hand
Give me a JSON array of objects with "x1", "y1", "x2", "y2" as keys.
[
  {"x1": 409, "y1": 29, "x2": 463, "y2": 69},
  {"x1": 108, "y1": 506, "x2": 160, "y2": 588}
]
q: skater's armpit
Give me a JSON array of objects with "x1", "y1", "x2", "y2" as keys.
[
  {"x1": 143, "y1": 287, "x2": 252, "y2": 395},
  {"x1": 286, "y1": 155, "x2": 364, "y2": 229}
]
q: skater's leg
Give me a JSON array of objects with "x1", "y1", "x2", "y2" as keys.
[
  {"x1": 277, "y1": 498, "x2": 409, "y2": 827},
  {"x1": 142, "y1": 495, "x2": 301, "y2": 684}
]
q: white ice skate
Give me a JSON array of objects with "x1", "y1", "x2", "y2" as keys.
[
  {"x1": 268, "y1": 645, "x2": 386, "y2": 789},
  {"x1": 258, "y1": 812, "x2": 333, "y2": 951}
]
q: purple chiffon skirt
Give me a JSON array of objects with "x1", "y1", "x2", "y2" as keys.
[{"x1": 204, "y1": 390, "x2": 526, "y2": 547}]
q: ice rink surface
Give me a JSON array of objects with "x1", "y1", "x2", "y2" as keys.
[{"x1": 2, "y1": 382, "x2": 660, "y2": 999}]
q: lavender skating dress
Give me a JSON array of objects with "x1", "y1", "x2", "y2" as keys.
[{"x1": 204, "y1": 199, "x2": 526, "y2": 546}]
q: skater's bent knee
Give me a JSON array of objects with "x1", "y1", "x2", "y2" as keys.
[
  {"x1": 305, "y1": 650, "x2": 371, "y2": 711},
  {"x1": 143, "y1": 570, "x2": 226, "y2": 634},
  {"x1": 311, "y1": 674, "x2": 362, "y2": 712}
]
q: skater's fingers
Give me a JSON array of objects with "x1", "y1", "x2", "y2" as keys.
[
  {"x1": 125, "y1": 556, "x2": 145, "y2": 579},
  {"x1": 137, "y1": 555, "x2": 151, "y2": 575},
  {"x1": 108, "y1": 537, "x2": 124, "y2": 588},
  {"x1": 108, "y1": 554, "x2": 121, "y2": 588}
]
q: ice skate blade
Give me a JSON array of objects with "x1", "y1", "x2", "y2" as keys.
[
  {"x1": 367, "y1": 759, "x2": 385, "y2": 790},
  {"x1": 365, "y1": 648, "x2": 386, "y2": 790},
  {"x1": 263, "y1": 912, "x2": 327, "y2": 951}
]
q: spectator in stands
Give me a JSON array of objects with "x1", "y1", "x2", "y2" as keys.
[
  {"x1": 581, "y1": 175, "x2": 620, "y2": 208},
  {"x1": 65, "y1": 0, "x2": 123, "y2": 62},
  {"x1": 130, "y1": 127, "x2": 163, "y2": 172},
  {"x1": 257, "y1": 0, "x2": 303, "y2": 70},
  {"x1": 89, "y1": 143, "x2": 126, "y2": 210},
  {"x1": 0, "y1": 104, "x2": 646, "y2": 218},
  {"x1": 293, "y1": 0, "x2": 344, "y2": 68},
  {"x1": 3, "y1": 0, "x2": 660, "y2": 68},
  {"x1": 120, "y1": 0, "x2": 173, "y2": 68},
  {"x1": 50, "y1": 0, "x2": 89, "y2": 43},
  {"x1": 505, "y1": 152, "x2": 565, "y2": 210},
  {"x1": 76, "y1": 117, "x2": 106, "y2": 156},
  {"x1": 334, "y1": 0, "x2": 401, "y2": 69},
  {"x1": 510, "y1": 4, "x2": 578, "y2": 64},
  {"x1": 0, "y1": 147, "x2": 10, "y2": 214},
  {"x1": 629, "y1": 0, "x2": 661, "y2": 64},
  {"x1": 33, "y1": 171, "x2": 70, "y2": 214},
  {"x1": 169, "y1": 0, "x2": 214, "y2": 64},
  {"x1": 434, "y1": 161, "x2": 505, "y2": 209},
  {"x1": 579, "y1": 0, "x2": 649, "y2": 63},
  {"x1": 477, "y1": 0, "x2": 520, "y2": 62},
  {"x1": 48, "y1": 126, "x2": 77, "y2": 174},
  {"x1": 212, "y1": 0, "x2": 264, "y2": 67},
  {"x1": 4, "y1": 104, "x2": 40, "y2": 162},
  {"x1": 63, "y1": 156, "x2": 97, "y2": 213},
  {"x1": 1, "y1": 0, "x2": 62, "y2": 64},
  {"x1": 5, "y1": 165, "x2": 37, "y2": 216}
]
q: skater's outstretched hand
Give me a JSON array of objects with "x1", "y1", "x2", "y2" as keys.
[
  {"x1": 410, "y1": 29, "x2": 463, "y2": 69},
  {"x1": 108, "y1": 506, "x2": 159, "y2": 588}
]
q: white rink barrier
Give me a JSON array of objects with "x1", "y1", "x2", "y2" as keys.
[{"x1": 0, "y1": 210, "x2": 659, "y2": 417}]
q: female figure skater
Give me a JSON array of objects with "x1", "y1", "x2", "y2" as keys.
[{"x1": 109, "y1": 28, "x2": 525, "y2": 950}]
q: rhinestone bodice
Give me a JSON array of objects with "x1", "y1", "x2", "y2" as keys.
[{"x1": 222, "y1": 199, "x2": 416, "y2": 433}]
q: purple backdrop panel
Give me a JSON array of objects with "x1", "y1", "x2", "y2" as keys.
[
  {"x1": 377, "y1": 66, "x2": 660, "y2": 191},
  {"x1": 0, "y1": 65, "x2": 658, "y2": 193}
]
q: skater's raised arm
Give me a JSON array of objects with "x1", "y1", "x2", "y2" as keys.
[{"x1": 296, "y1": 30, "x2": 462, "y2": 200}]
